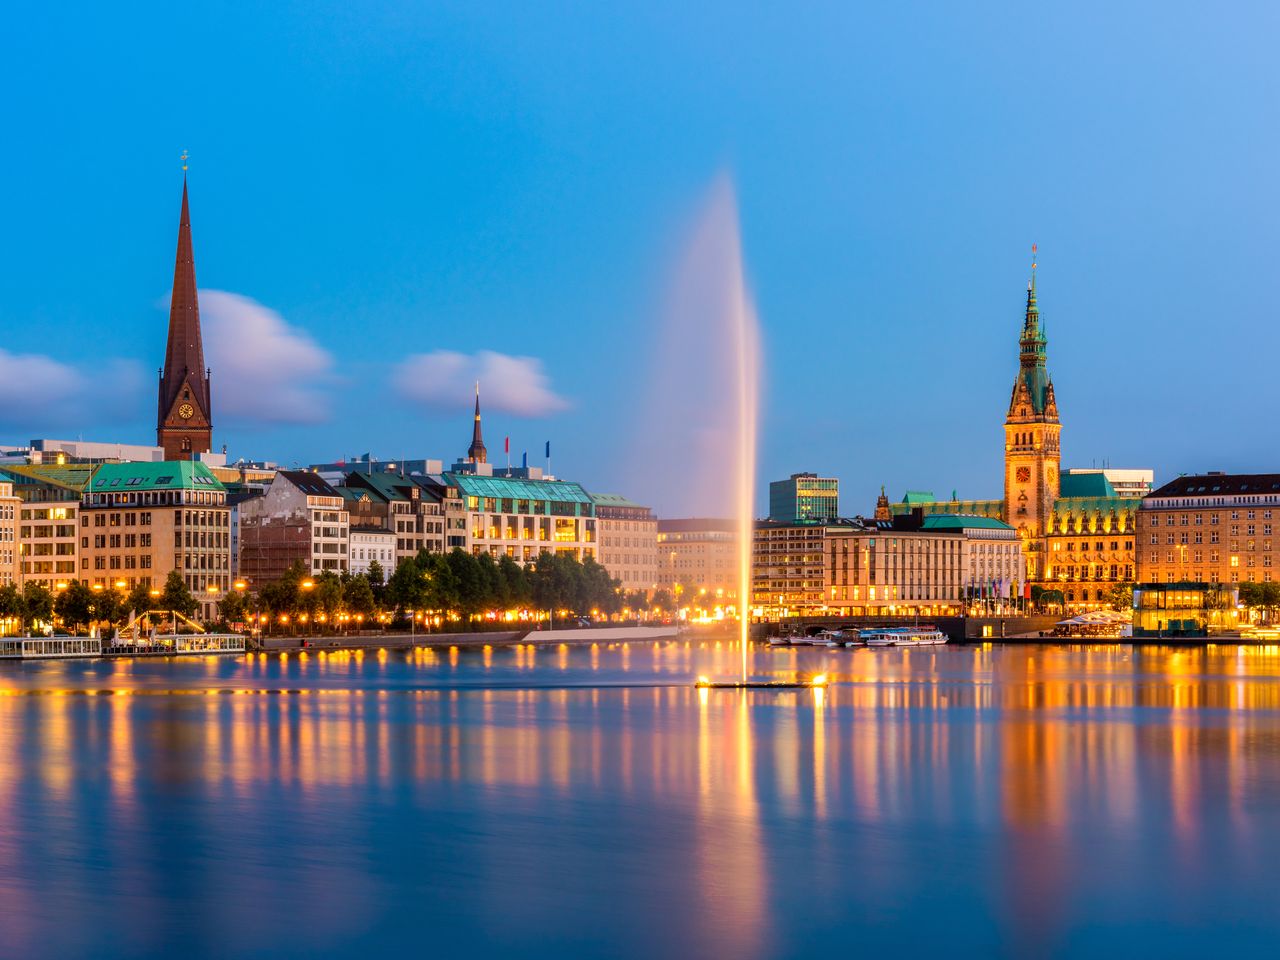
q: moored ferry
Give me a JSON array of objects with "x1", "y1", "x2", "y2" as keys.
[{"x1": 860, "y1": 626, "x2": 948, "y2": 647}]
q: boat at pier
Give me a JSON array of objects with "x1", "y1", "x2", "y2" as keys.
[{"x1": 861, "y1": 626, "x2": 948, "y2": 647}]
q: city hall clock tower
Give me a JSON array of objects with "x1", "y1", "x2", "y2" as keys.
[
  {"x1": 157, "y1": 170, "x2": 213, "y2": 461},
  {"x1": 1003, "y1": 250, "x2": 1060, "y2": 570}
]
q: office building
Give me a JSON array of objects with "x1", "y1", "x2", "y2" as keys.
[
  {"x1": 591, "y1": 493, "x2": 658, "y2": 593},
  {"x1": 769, "y1": 473, "x2": 839, "y2": 523}
]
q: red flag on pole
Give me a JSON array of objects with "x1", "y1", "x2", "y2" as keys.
[{"x1": 504, "y1": 436, "x2": 510, "y2": 454}]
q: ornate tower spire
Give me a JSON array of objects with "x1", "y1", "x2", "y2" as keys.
[
  {"x1": 874, "y1": 486, "x2": 891, "y2": 521},
  {"x1": 1003, "y1": 244, "x2": 1061, "y2": 566},
  {"x1": 467, "y1": 381, "x2": 488, "y2": 464},
  {"x1": 157, "y1": 162, "x2": 213, "y2": 460}
]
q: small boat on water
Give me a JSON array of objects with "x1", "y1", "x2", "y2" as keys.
[{"x1": 861, "y1": 626, "x2": 948, "y2": 647}]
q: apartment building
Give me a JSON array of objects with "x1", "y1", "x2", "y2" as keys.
[
  {"x1": 80, "y1": 461, "x2": 231, "y2": 620},
  {"x1": 238, "y1": 471, "x2": 350, "y2": 583}
]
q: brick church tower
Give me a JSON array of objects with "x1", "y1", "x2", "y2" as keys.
[
  {"x1": 1003, "y1": 248, "x2": 1060, "y2": 576},
  {"x1": 157, "y1": 172, "x2": 213, "y2": 460}
]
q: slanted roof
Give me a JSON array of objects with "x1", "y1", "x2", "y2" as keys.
[
  {"x1": 1149, "y1": 473, "x2": 1280, "y2": 498},
  {"x1": 446, "y1": 472, "x2": 593, "y2": 505},
  {"x1": 277, "y1": 470, "x2": 341, "y2": 498},
  {"x1": 921, "y1": 513, "x2": 1015, "y2": 531},
  {"x1": 1058, "y1": 472, "x2": 1117, "y2": 499},
  {"x1": 90, "y1": 460, "x2": 224, "y2": 493},
  {"x1": 589, "y1": 492, "x2": 648, "y2": 509},
  {"x1": 0, "y1": 463, "x2": 98, "y2": 494},
  {"x1": 892, "y1": 498, "x2": 1005, "y2": 520},
  {"x1": 900, "y1": 490, "x2": 936, "y2": 504},
  {"x1": 338, "y1": 486, "x2": 388, "y2": 505},
  {"x1": 344, "y1": 470, "x2": 418, "y2": 502}
]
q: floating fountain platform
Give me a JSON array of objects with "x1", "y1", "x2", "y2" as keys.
[{"x1": 694, "y1": 674, "x2": 827, "y2": 689}]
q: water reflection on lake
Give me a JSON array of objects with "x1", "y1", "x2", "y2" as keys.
[{"x1": 2, "y1": 641, "x2": 1280, "y2": 957}]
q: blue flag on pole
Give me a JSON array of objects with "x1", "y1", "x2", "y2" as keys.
[{"x1": 545, "y1": 441, "x2": 551, "y2": 458}]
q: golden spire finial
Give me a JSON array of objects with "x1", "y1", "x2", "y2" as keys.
[{"x1": 181, "y1": 149, "x2": 189, "y2": 173}]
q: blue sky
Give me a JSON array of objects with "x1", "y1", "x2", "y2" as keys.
[{"x1": 2, "y1": 2, "x2": 1277, "y2": 516}]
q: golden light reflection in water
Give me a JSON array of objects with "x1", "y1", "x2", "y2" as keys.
[{"x1": 0, "y1": 641, "x2": 1278, "y2": 952}]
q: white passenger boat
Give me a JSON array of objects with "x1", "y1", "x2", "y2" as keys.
[
  {"x1": 860, "y1": 627, "x2": 948, "y2": 647},
  {"x1": 0, "y1": 637, "x2": 103, "y2": 660}
]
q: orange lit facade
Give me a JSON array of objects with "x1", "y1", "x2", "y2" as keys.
[
  {"x1": 889, "y1": 259, "x2": 1142, "y2": 609},
  {"x1": 80, "y1": 461, "x2": 230, "y2": 619},
  {"x1": 1137, "y1": 473, "x2": 1280, "y2": 587},
  {"x1": 0, "y1": 479, "x2": 17, "y2": 587}
]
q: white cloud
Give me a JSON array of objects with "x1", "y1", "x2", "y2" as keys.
[
  {"x1": 393, "y1": 350, "x2": 569, "y2": 417},
  {"x1": 199, "y1": 290, "x2": 336, "y2": 425},
  {"x1": 0, "y1": 349, "x2": 145, "y2": 429}
]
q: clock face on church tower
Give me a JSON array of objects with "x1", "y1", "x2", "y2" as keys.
[
  {"x1": 1016, "y1": 466, "x2": 1031, "y2": 483},
  {"x1": 178, "y1": 403, "x2": 194, "y2": 420}
]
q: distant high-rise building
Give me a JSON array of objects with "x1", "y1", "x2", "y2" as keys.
[
  {"x1": 768, "y1": 473, "x2": 839, "y2": 523},
  {"x1": 157, "y1": 175, "x2": 213, "y2": 461}
]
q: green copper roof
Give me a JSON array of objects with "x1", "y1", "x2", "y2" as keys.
[
  {"x1": 1013, "y1": 273, "x2": 1054, "y2": 415},
  {"x1": 921, "y1": 513, "x2": 1015, "y2": 531},
  {"x1": 90, "y1": 460, "x2": 225, "y2": 493},
  {"x1": 892, "y1": 498, "x2": 1004, "y2": 520},
  {"x1": 0, "y1": 463, "x2": 97, "y2": 494},
  {"x1": 900, "y1": 490, "x2": 936, "y2": 504},
  {"x1": 446, "y1": 472, "x2": 594, "y2": 506},
  {"x1": 1058, "y1": 472, "x2": 1117, "y2": 499},
  {"x1": 589, "y1": 492, "x2": 647, "y2": 508}
]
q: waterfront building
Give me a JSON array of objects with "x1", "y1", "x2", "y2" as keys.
[
  {"x1": 156, "y1": 176, "x2": 214, "y2": 461},
  {"x1": 340, "y1": 471, "x2": 449, "y2": 563},
  {"x1": 769, "y1": 473, "x2": 839, "y2": 523},
  {"x1": 451, "y1": 472, "x2": 597, "y2": 563},
  {"x1": 1042, "y1": 472, "x2": 1137, "y2": 604},
  {"x1": 657, "y1": 518, "x2": 738, "y2": 600},
  {"x1": 0, "y1": 479, "x2": 17, "y2": 587},
  {"x1": 0, "y1": 464, "x2": 94, "y2": 592},
  {"x1": 349, "y1": 527, "x2": 396, "y2": 578},
  {"x1": 752, "y1": 512, "x2": 1023, "y2": 618},
  {"x1": 238, "y1": 471, "x2": 350, "y2": 583},
  {"x1": 590, "y1": 493, "x2": 658, "y2": 593},
  {"x1": 886, "y1": 255, "x2": 1143, "y2": 608},
  {"x1": 80, "y1": 461, "x2": 230, "y2": 619},
  {"x1": 1136, "y1": 472, "x2": 1280, "y2": 587}
]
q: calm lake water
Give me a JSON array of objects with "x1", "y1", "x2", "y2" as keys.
[{"x1": 2, "y1": 640, "x2": 1280, "y2": 958}]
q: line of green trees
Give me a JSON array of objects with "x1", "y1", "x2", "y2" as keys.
[
  {"x1": 221, "y1": 549, "x2": 630, "y2": 633},
  {"x1": 382, "y1": 548, "x2": 621, "y2": 623},
  {"x1": 0, "y1": 570, "x2": 199, "y2": 634}
]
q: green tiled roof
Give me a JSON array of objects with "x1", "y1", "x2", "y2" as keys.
[
  {"x1": 446, "y1": 472, "x2": 593, "y2": 505},
  {"x1": 90, "y1": 460, "x2": 225, "y2": 493},
  {"x1": 921, "y1": 513, "x2": 1015, "y2": 531}
]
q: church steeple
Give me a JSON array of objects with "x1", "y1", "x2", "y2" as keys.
[
  {"x1": 467, "y1": 381, "x2": 488, "y2": 464},
  {"x1": 157, "y1": 165, "x2": 213, "y2": 460}
]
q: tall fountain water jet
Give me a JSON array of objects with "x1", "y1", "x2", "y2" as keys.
[{"x1": 630, "y1": 176, "x2": 761, "y2": 682}]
